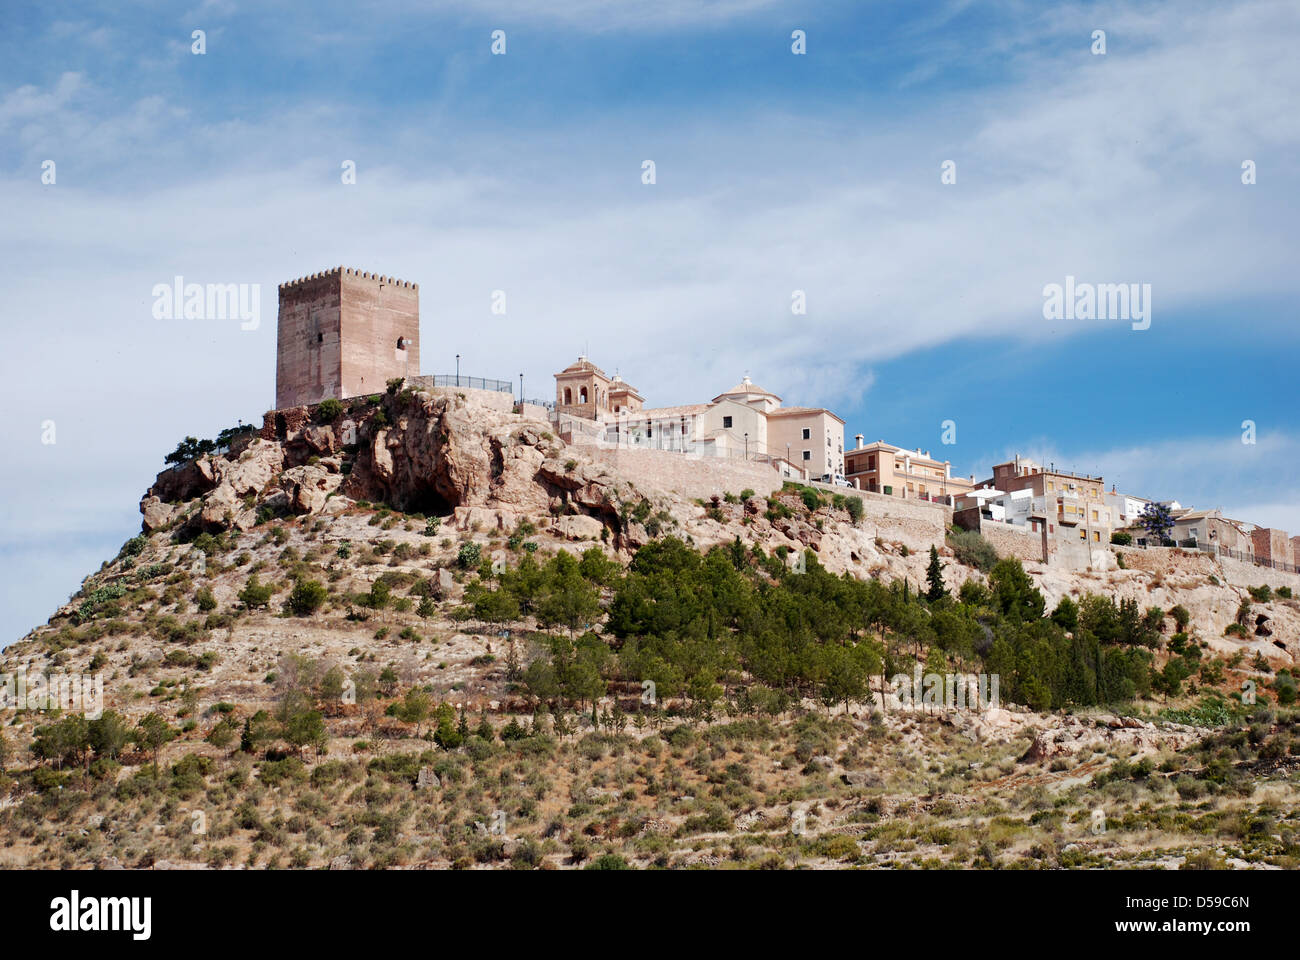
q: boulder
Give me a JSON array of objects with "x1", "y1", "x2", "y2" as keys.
[
  {"x1": 279, "y1": 464, "x2": 343, "y2": 515},
  {"x1": 551, "y1": 514, "x2": 606, "y2": 541}
]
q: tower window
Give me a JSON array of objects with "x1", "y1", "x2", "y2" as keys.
[
  {"x1": 317, "y1": 333, "x2": 323, "y2": 343},
  {"x1": 396, "y1": 337, "x2": 408, "y2": 349}
]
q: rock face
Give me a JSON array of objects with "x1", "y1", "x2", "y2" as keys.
[{"x1": 141, "y1": 390, "x2": 645, "y2": 545}]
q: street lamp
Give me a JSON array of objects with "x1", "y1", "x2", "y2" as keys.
[
  {"x1": 519, "y1": 373, "x2": 524, "y2": 406},
  {"x1": 455, "y1": 354, "x2": 460, "y2": 386},
  {"x1": 744, "y1": 432, "x2": 749, "y2": 460}
]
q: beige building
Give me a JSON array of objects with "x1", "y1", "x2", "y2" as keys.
[
  {"x1": 1168, "y1": 509, "x2": 1256, "y2": 555},
  {"x1": 553, "y1": 361, "x2": 841, "y2": 478},
  {"x1": 844, "y1": 438, "x2": 975, "y2": 503},
  {"x1": 983, "y1": 455, "x2": 1113, "y2": 545}
]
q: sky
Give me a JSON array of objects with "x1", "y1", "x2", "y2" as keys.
[{"x1": 0, "y1": 0, "x2": 1297, "y2": 645}]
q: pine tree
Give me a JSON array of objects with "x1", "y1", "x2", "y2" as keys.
[{"x1": 925, "y1": 545, "x2": 947, "y2": 602}]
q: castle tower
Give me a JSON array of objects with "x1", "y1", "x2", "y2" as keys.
[{"x1": 276, "y1": 267, "x2": 420, "y2": 409}]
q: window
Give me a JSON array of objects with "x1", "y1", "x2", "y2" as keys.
[
  {"x1": 1093, "y1": 531, "x2": 1101, "y2": 542},
  {"x1": 396, "y1": 337, "x2": 408, "y2": 349},
  {"x1": 316, "y1": 332, "x2": 323, "y2": 343},
  {"x1": 563, "y1": 388, "x2": 572, "y2": 404},
  {"x1": 802, "y1": 450, "x2": 811, "y2": 461},
  {"x1": 580, "y1": 387, "x2": 588, "y2": 403},
  {"x1": 802, "y1": 428, "x2": 811, "y2": 440},
  {"x1": 723, "y1": 416, "x2": 733, "y2": 428}
]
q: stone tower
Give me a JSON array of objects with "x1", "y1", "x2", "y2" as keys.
[{"x1": 275, "y1": 267, "x2": 420, "y2": 409}]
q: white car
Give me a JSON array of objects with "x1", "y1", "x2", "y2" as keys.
[{"x1": 818, "y1": 473, "x2": 852, "y2": 488}]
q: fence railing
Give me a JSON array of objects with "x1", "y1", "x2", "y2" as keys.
[
  {"x1": 1127, "y1": 538, "x2": 1298, "y2": 575},
  {"x1": 415, "y1": 374, "x2": 513, "y2": 393}
]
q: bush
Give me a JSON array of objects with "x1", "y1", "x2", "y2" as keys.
[
  {"x1": 947, "y1": 528, "x2": 997, "y2": 573},
  {"x1": 238, "y1": 574, "x2": 273, "y2": 609},
  {"x1": 457, "y1": 542, "x2": 482, "y2": 569},
  {"x1": 316, "y1": 398, "x2": 343, "y2": 422},
  {"x1": 288, "y1": 579, "x2": 328, "y2": 616},
  {"x1": 1110, "y1": 531, "x2": 1132, "y2": 546},
  {"x1": 844, "y1": 496, "x2": 864, "y2": 523},
  {"x1": 195, "y1": 586, "x2": 217, "y2": 612}
]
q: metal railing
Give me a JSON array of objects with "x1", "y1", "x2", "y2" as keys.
[{"x1": 416, "y1": 374, "x2": 513, "y2": 393}]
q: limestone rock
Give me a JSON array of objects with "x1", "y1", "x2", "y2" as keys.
[
  {"x1": 279, "y1": 464, "x2": 343, "y2": 515},
  {"x1": 552, "y1": 514, "x2": 605, "y2": 541},
  {"x1": 140, "y1": 496, "x2": 178, "y2": 532}
]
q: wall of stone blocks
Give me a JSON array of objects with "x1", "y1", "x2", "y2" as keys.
[
  {"x1": 1252, "y1": 527, "x2": 1295, "y2": 566},
  {"x1": 338, "y1": 271, "x2": 419, "y2": 401},
  {"x1": 585, "y1": 447, "x2": 785, "y2": 501},
  {"x1": 407, "y1": 381, "x2": 516, "y2": 412},
  {"x1": 827, "y1": 484, "x2": 955, "y2": 528},
  {"x1": 276, "y1": 274, "x2": 343, "y2": 409},
  {"x1": 979, "y1": 521, "x2": 1047, "y2": 564}
]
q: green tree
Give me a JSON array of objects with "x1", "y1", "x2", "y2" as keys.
[
  {"x1": 135, "y1": 712, "x2": 177, "y2": 776},
  {"x1": 925, "y1": 545, "x2": 947, "y2": 602},
  {"x1": 394, "y1": 687, "x2": 433, "y2": 737},
  {"x1": 288, "y1": 578, "x2": 328, "y2": 616},
  {"x1": 88, "y1": 711, "x2": 133, "y2": 760},
  {"x1": 238, "y1": 574, "x2": 273, "y2": 609}
]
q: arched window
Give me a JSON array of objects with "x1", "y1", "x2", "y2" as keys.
[
  {"x1": 396, "y1": 337, "x2": 408, "y2": 350},
  {"x1": 580, "y1": 387, "x2": 588, "y2": 403},
  {"x1": 564, "y1": 388, "x2": 572, "y2": 404}
]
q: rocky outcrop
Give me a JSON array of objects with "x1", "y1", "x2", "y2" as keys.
[{"x1": 140, "y1": 390, "x2": 646, "y2": 544}]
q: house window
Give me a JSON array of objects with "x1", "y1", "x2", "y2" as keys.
[
  {"x1": 723, "y1": 416, "x2": 733, "y2": 428},
  {"x1": 802, "y1": 428, "x2": 811, "y2": 440},
  {"x1": 802, "y1": 450, "x2": 811, "y2": 461}
]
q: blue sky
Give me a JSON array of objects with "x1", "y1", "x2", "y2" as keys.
[{"x1": 1, "y1": 0, "x2": 1297, "y2": 645}]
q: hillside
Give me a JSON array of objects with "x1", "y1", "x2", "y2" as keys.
[{"x1": 1, "y1": 385, "x2": 1298, "y2": 870}]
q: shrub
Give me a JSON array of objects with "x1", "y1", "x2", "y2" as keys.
[
  {"x1": 844, "y1": 496, "x2": 864, "y2": 523},
  {"x1": 947, "y1": 528, "x2": 997, "y2": 573},
  {"x1": 194, "y1": 586, "x2": 217, "y2": 612},
  {"x1": 316, "y1": 398, "x2": 343, "y2": 422},
  {"x1": 1110, "y1": 531, "x2": 1132, "y2": 546},
  {"x1": 238, "y1": 574, "x2": 273, "y2": 609},
  {"x1": 288, "y1": 579, "x2": 328, "y2": 616},
  {"x1": 457, "y1": 542, "x2": 482, "y2": 569}
]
